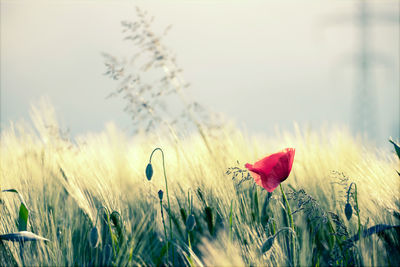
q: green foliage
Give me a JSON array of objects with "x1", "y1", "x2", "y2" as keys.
[
  {"x1": 1, "y1": 116, "x2": 399, "y2": 266},
  {"x1": 204, "y1": 206, "x2": 214, "y2": 236},
  {"x1": 0, "y1": 231, "x2": 49, "y2": 242},
  {"x1": 2, "y1": 189, "x2": 29, "y2": 231},
  {"x1": 18, "y1": 204, "x2": 29, "y2": 232},
  {"x1": 389, "y1": 138, "x2": 400, "y2": 175},
  {"x1": 389, "y1": 138, "x2": 400, "y2": 159}
]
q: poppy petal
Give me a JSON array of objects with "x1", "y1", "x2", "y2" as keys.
[
  {"x1": 245, "y1": 163, "x2": 264, "y2": 188},
  {"x1": 245, "y1": 148, "x2": 295, "y2": 192},
  {"x1": 253, "y1": 151, "x2": 286, "y2": 176}
]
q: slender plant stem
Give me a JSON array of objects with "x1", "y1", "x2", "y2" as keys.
[
  {"x1": 159, "y1": 199, "x2": 168, "y2": 262},
  {"x1": 149, "y1": 148, "x2": 174, "y2": 263},
  {"x1": 229, "y1": 199, "x2": 233, "y2": 242},
  {"x1": 347, "y1": 182, "x2": 362, "y2": 241},
  {"x1": 280, "y1": 184, "x2": 295, "y2": 267},
  {"x1": 354, "y1": 184, "x2": 361, "y2": 240},
  {"x1": 274, "y1": 227, "x2": 296, "y2": 238},
  {"x1": 272, "y1": 221, "x2": 276, "y2": 235},
  {"x1": 280, "y1": 184, "x2": 294, "y2": 230},
  {"x1": 95, "y1": 206, "x2": 116, "y2": 258},
  {"x1": 19, "y1": 243, "x2": 24, "y2": 265},
  {"x1": 346, "y1": 183, "x2": 355, "y2": 203},
  {"x1": 102, "y1": 207, "x2": 117, "y2": 259}
]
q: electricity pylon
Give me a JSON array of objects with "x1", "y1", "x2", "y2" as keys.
[{"x1": 326, "y1": 0, "x2": 398, "y2": 139}]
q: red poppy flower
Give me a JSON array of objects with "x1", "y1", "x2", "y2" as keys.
[{"x1": 245, "y1": 148, "x2": 295, "y2": 192}]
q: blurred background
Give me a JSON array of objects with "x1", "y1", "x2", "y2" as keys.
[{"x1": 1, "y1": 0, "x2": 399, "y2": 146}]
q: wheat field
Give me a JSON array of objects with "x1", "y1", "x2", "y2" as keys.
[{"x1": 0, "y1": 102, "x2": 399, "y2": 266}]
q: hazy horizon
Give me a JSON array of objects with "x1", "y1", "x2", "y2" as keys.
[{"x1": 1, "y1": 0, "x2": 399, "y2": 145}]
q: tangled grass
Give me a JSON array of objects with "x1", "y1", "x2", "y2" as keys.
[{"x1": 0, "y1": 102, "x2": 399, "y2": 266}]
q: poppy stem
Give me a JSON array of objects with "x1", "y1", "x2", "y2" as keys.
[
  {"x1": 280, "y1": 183, "x2": 295, "y2": 267},
  {"x1": 353, "y1": 183, "x2": 362, "y2": 240},
  {"x1": 229, "y1": 199, "x2": 234, "y2": 242},
  {"x1": 279, "y1": 184, "x2": 294, "y2": 229},
  {"x1": 274, "y1": 227, "x2": 296, "y2": 239},
  {"x1": 187, "y1": 190, "x2": 192, "y2": 263},
  {"x1": 149, "y1": 148, "x2": 174, "y2": 264},
  {"x1": 95, "y1": 206, "x2": 116, "y2": 259},
  {"x1": 346, "y1": 182, "x2": 355, "y2": 203},
  {"x1": 159, "y1": 198, "x2": 169, "y2": 263},
  {"x1": 105, "y1": 207, "x2": 116, "y2": 260}
]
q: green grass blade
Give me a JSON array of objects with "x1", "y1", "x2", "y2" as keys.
[
  {"x1": 0, "y1": 231, "x2": 50, "y2": 242},
  {"x1": 18, "y1": 203, "x2": 29, "y2": 231},
  {"x1": 204, "y1": 206, "x2": 214, "y2": 236},
  {"x1": 2, "y1": 189, "x2": 30, "y2": 231},
  {"x1": 389, "y1": 139, "x2": 400, "y2": 159},
  {"x1": 229, "y1": 200, "x2": 233, "y2": 241}
]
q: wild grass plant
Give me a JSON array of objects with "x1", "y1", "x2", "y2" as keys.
[
  {"x1": 1, "y1": 7, "x2": 399, "y2": 266},
  {"x1": 0, "y1": 101, "x2": 399, "y2": 266}
]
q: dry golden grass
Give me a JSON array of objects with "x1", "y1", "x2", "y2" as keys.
[{"x1": 0, "y1": 101, "x2": 399, "y2": 266}]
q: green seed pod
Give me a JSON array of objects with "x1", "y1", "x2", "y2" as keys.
[
  {"x1": 261, "y1": 235, "x2": 276, "y2": 254},
  {"x1": 345, "y1": 203, "x2": 353, "y2": 221},
  {"x1": 89, "y1": 227, "x2": 99, "y2": 248},
  {"x1": 158, "y1": 190, "x2": 164, "y2": 201},
  {"x1": 145, "y1": 163, "x2": 153, "y2": 181},
  {"x1": 186, "y1": 214, "x2": 196, "y2": 232}
]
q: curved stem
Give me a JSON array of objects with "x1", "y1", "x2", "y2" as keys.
[
  {"x1": 149, "y1": 148, "x2": 173, "y2": 263},
  {"x1": 274, "y1": 227, "x2": 296, "y2": 238},
  {"x1": 346, "y1": 182, "x2": 355, "y2": 203}
]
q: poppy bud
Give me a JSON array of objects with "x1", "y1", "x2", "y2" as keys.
[
  {"x1": 145, "y1": 163, "x2": 153, "y2": 181},
  {"x1": 186, "y1": 214, "x2": 196, "y2": 232},
  {"x1": 261, "y1": 235, "x2": 276, "y2": 253},
  {"x1": 89, "y1": 227, "x2": 99, "y2": 248},
  {"x1": 158, "y1": 190, "x2": 164, "y2": 200},
  {"x1": 104, "y1": 243, "x2": 113, "y2": 263},
  {"x1": 110, "y1": 211, "x2": 120, "y2": 228},
  {"x1": 345, "y1": 202, "x2": 353, "y2": 221}
]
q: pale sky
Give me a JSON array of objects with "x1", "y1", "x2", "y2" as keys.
[{"x1": 1, "y1": 0, "x2": 399, "y2": 145}]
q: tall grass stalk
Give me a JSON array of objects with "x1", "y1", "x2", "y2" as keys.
[
  {"x1": 280, "y1": 184, "x2": 295, "y2": 266},
  {"x1": 159, "y1": 194, "x2": 168, "y2": 262},
  {"x1": 1, "y1": 103, "x2": 399, "y2": 266}
]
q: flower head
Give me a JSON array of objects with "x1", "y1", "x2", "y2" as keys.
[{"x1": 245, "y1": 148, "x2": 295, "y2": 192}]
